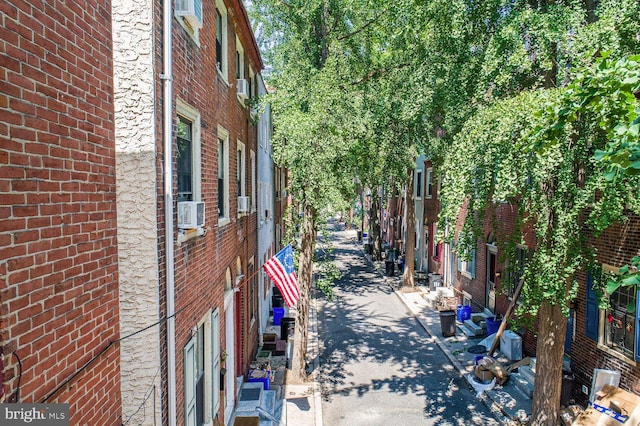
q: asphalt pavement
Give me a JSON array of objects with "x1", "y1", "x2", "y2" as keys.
[{"x1": 312, "y1": 226, "x2": 506, "y2": 426}]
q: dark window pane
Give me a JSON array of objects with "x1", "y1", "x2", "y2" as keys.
[{"x1": 177, "y1": 117, "x2": 192, "y2": 202}]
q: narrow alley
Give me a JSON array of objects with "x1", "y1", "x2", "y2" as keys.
[{"x1": 315, "y1": 224, "x2": 502, "y2": 426}]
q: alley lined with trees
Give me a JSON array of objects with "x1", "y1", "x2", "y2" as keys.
[
  {"x1": 315, "y1": 223, "x2": 501, "y2": 425},
  {"x1": 251, "y1": 1, "x2": 639, "y2": 423}
]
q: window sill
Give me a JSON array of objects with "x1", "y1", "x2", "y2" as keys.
[
  {"x1": 177, "y1": 226, "x2": 206, "y2": 245},
  {"x1": 460, "y1": 271, "x2": 475, "y2": 280},
  {"x1": 596, "y1": 343, "x2": 637, "y2": 367},
  {"x1": 218, "y1": 217, "x2": 231, "y2": 227},
  {"x1": 216, "y1": 67, "x2": 230, "y2": 86}
]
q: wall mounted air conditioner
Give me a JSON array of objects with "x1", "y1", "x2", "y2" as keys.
[
  {"x1": 237, "y1": 79, "x2": 249, "y2": 100},
  {"x1": 178, "y1": 201, "x2": 205, "y2": 229},
  {"x1": 175, "y1": 0, "x2": 203, "y2": 29},
  {"x1": 238, "y1": 196, "x2": 250, "y2": 213}
]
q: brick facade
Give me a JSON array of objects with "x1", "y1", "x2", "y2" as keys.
[
  {"x1": 155, "y1": 1, "x2": 263, "y2": 424},
  {"x1": 0, "y1": 1, "x2": 121, "y2": 424}
]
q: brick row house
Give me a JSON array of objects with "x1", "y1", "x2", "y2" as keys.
[
  {"x1": 387, "y1": 157, "x2": 640, "y2": 406},
  {"x1": 0, "y1": 1, "x2": 122, "y2": 425},
  {"x1": 2, "y1": 1, "x2": 280, "y2": 425}
]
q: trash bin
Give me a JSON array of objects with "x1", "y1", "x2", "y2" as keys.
[
  {"x1": 561, "y1": 372, "x2": 575, "y2": 406},
  {"x1": 428, "y1": 273, "x2": 442, "y2": 291},
  {"x1": 273, "y1": 307, "x2": 285, "y2": 325},
  {"x1": 281, "y1": 317, "x2": 295, "y2": 341},
  {"x1": 439, "y1": 310, "x2": 456, "y2": 336},
  {"x1": 486, "y1": 316, "x2": 501, "y2": 336},
  {"x1": 272, "y1": 294, "x2": 284, "y2": 309},
  {"x1": 385, "y1": 260, "x2": 395, "y2": 276}
]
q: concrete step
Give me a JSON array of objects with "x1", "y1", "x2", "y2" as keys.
[
  {"x1": 461, "y1": 319, "x2": 485, "y2": 336},
  {"x1": 519, "y1": 364, "x2": 536, "y2": 385},
  {"x1": 457, "y1": 323, "x2": 477, "y2": 337},
  {"x1": 510, "y1": 371, "x2": 534, "y2": 399}
]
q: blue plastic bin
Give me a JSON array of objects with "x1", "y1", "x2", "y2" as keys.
[
  {"x1": 486, "y1": 316, "x2": 501, "y2": 336},
  {"x1": 456, "y1": 305, "x2": 471, "y2": 322},
  {"x1": 248, "y1": 370, "x2": 271, "y2": 390},
  {"x1": 273, "y1": 307, "x2": 285, "y2": 325}
]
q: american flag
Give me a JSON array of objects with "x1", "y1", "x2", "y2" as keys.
[{"x1": 263, "y1": 245, "x2": 299, "y2": 307}]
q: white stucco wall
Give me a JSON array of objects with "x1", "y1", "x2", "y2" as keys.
[
  {"x1": 257, "y1": 76, "x2": 275, "y2": 332},
  {"x1": 112, "y1": 1, "x2": 161, "y2": 424}
]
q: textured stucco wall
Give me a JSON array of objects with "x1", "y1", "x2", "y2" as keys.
[{"x1": 112, "y1": 1, "x2": 161, "y2": 424}]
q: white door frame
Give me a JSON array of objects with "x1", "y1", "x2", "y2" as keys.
[{"x1": 224, "y1": 290, "x2": 235, "y2": 424}]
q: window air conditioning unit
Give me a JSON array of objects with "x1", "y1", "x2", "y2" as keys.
[
  {"x1": 237, "y1": 79, "x2": 249, "y2": 100},
  {"x1": 238, "y1": 196, "x2": 250, "y2": 213},
  {"x1": 178, "y1": 201, "x2": 205, "y2": 229},
  {"x1": 175, "y1": 0, "x2": 203, "y2": 29}
]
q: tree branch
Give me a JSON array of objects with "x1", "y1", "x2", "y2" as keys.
[
  {"x1": 351, "y1": 62, "x2": 410, "y2": 85},
  {"x1": 337, "y1": 8, "x2": 389, "y2": 41}
]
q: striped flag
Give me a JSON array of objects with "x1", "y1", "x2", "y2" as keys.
[{"x1": 263, "y1": 245, "x2": 299, "y2": 307}]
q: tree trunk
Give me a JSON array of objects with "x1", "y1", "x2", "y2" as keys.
[
  {"x1": 370, "y1": 192, "x2": 382, "y2": 261},
  {"x1": 288, "y1": 204, "x2": 317, "y2": 383},
  {"x1": 530, "y1": 300, "x2": 568, "y2": 425},
  {"x1": 403, "y1": 170, "x2": 416, "y2": 288}
]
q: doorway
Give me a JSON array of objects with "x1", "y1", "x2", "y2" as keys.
[
  {"x1": 486, "y1": 244, "x2": 497, "y2": 313},
  {"x1": 224, "y1": 289, "x2": 235, "y2": 423}
]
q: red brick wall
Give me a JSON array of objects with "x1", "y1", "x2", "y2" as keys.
[
  {"x1": 0, "y1": 1, "x2": 121, "y2": 424},
  {"x1": 158, "y1": 1, "x2": 262, "y2": 423},
  {"x1": 570, "y1": 215, "x2": 640, "y2": 405}
]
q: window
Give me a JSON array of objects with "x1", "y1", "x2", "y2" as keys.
[
  {"x1": 250, "y1": 262, "x2": 258, "y2": 324},
  {"x1": 176, "y1": 100, "x2": 201, "y2": 203},
  {"x1": 215, "y1": 1, "x2": 228, "y2": 80},
  {"x1": 586, "y1": 265, "x2": 640, "y2": 362},
  {"x1": 508, "y1": 246, "x2": 531, "y2": 299},
  {"x1": 237, "y1": 142, "x2": 245, "y2": 197},
  {"x1": 184, "y1": 311, "x2": 221, "y2": 426},
  {"x1": 217, "y1": 126, "x2": 230, "y2": 223},
  {"x1": 250, "y1": 150, "x2": 256, "y2": 211},
  {"x1": 177, "y1": 117, "x2": 193, "y2": 202},
  {"x1": 426, "y1": 168, "x2": 433, "y2": 198},
  {"x1": 236, "y1": 37, "x2": 244, "y2": 80},
  {"x1": 604, "y1": 284, "x2": 636, "y2": 359},
  {"x1": 175, "y1": 0, "x2": 202, "y2": 43},
  {"x1": 415, "y1": 170, "x2": 423, "y2": 198},
  {"x1": 458, "y1": 247, "x2": 476, "y2": 278}
]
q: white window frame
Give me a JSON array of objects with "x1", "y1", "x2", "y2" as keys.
[
  {"x1": 211, "y1": 309, "x2": 221, "y2": 418},
  {"x1": 217, "y1": 126, "x2": 230, "y2": 225},
  {"x1": 215, "y1": 0, "x2": 228, "y2": 82},
  {"x1": 458, "y1": 248, "x2": 476, "y2": 279},
  {"x1": 236, "y1": 36, "x2": 245, "y2": 80},
  {"x1": 426, "y1": 168, "x2": 433, "y2": 198},
  {"x1": 250, "y1": 150, "x2": 256, "y2": 212},
  {"x1": 237, "y1": 141, "x2": 246, "y2": 217},
  {"x1": 176, "y1": 99, "x2": 202, "y2": 203},
  {"x1": 597, "y1": 264, "x2": 638, "y2": 365},
  {"x1": 184, "y1": 312, "x2": 212, "y2": 426}
]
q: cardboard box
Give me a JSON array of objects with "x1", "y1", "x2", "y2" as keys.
[
  {"x1": 572, "y1": 385, "x2": 640, "y2": 426},
  {"x1": 561, "y1": 405, "x2": 583, "y2": 426}
]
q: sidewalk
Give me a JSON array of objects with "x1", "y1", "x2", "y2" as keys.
[{"x1": 284, "y1": 296, "x2": 323, "y2": 426}]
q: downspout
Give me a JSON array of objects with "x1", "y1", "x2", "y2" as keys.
[{"x1": 162, "y1": 0, "x2": 177, "y2": 424}]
